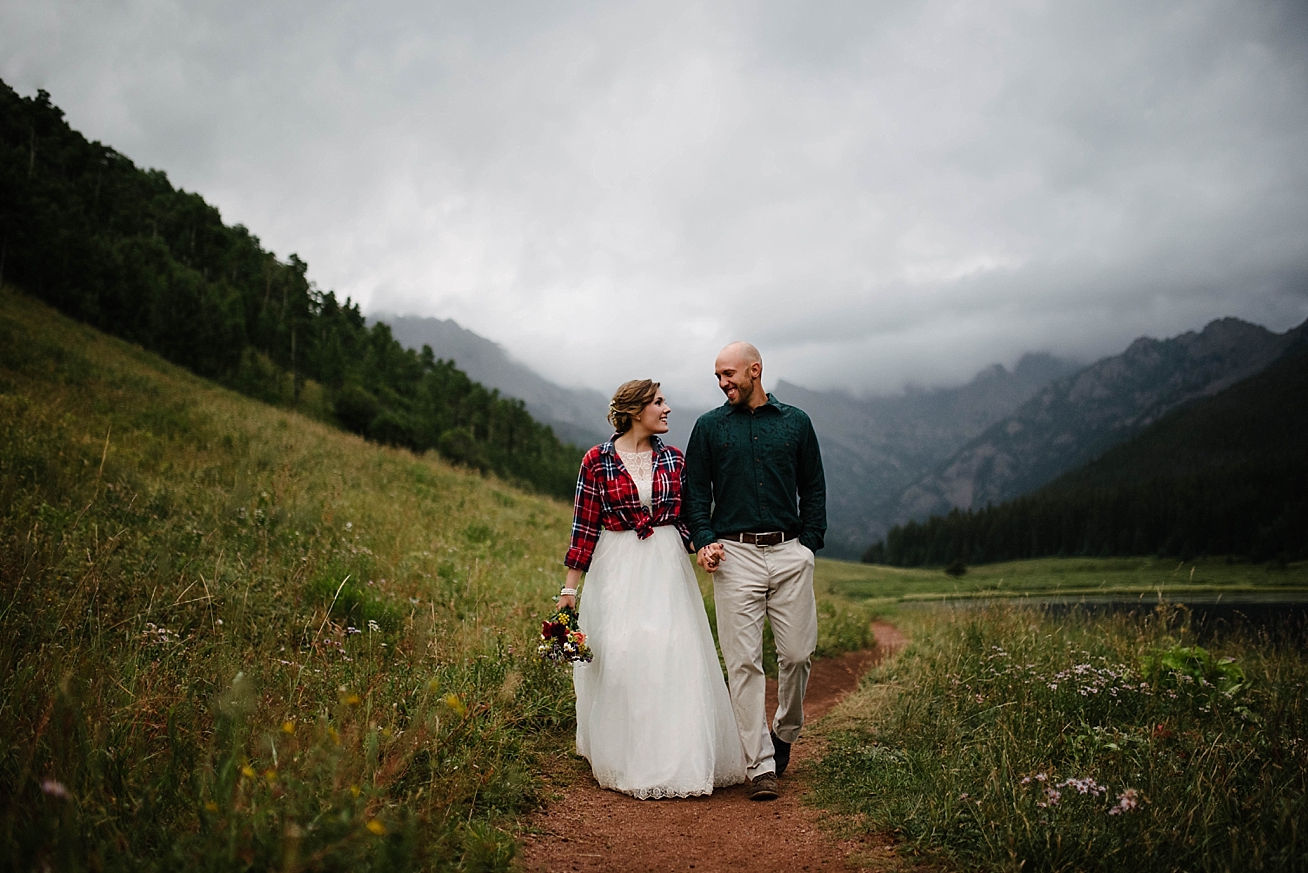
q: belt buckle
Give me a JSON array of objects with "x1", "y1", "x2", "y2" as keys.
[{"x1": 756, "y1": 531, "x2": 783, "y2": 547}]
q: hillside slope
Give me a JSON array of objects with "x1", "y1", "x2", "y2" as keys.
[
  {"x1": 377, "y1": 313, "x2": 611, "y2": 449},
  {"x1": 0, "y1": 79, "x2": 579, "y2": 497},
  {"x1": 885, "y1": 317, "x2": 1307, "y2": 531},
  {"x1": 868, "y1": 336, "x2": 1308, "y2": 565},
  {"x1": 0, "y1": 287, "x2": 577, "y2": 868}
]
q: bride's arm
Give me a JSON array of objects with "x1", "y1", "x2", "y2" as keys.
[{"x1": 557, "y1": 567, "x2": 583, "y2": 610}]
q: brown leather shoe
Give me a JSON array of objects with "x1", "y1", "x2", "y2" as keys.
[{"x1": 748, "y1": 772, "x2": 779, "y2": 801}]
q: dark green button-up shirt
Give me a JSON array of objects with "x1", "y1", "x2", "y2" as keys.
[{"x1": 683, "y1": 393, "x2": 827, "y2": 552}]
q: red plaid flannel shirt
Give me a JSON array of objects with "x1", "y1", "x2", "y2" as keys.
[{"x1": 563, "y1": 435, "x2": 694, "y2": 571}]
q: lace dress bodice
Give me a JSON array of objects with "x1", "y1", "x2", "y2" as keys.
[{"x1": 617, "y1": 449, "x2": 654, "y2": 508}]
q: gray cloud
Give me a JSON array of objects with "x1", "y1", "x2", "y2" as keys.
[{"x1": 4, "y1": 0, "x2": 1306, "y2": 407}]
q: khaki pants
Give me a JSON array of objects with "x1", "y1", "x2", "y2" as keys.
[{"x1": 713, "y1": 538, "x2": 818, "y2": 778}]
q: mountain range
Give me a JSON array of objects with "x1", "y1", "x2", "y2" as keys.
[
  {"x1": 375, "y1": 309, "x2": 1306, "y2": 560},
  {"x1": 884, "y1": 317, "x2": 1308, "y2": 540},
  {"x1": 770, "y1": 355, "x2": 1081, "y2": 556},
  {"x1": 872, "y1": 327, "x2": 1308, "y2": 565}
]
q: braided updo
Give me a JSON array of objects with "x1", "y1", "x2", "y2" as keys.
[{"x1": 607, "y1": 379, "x2": 660, "y2": 435}]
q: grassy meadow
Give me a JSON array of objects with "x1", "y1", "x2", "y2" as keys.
[
  {"x1": 0, "y1": 288, "x2": 872, "y2": 871},
  {"x1": 813, "y1": 602, "x2": 1308, "y2": 871},
  {"x1": 812, "y1": 548, "x2": 1308, "y2": 870},
  {"x1": 0, "y1": 286, "x2": 585, "y2": 870},
  {"x1": 816, "y1": 554, "x2": 1308, "y2": 606}
]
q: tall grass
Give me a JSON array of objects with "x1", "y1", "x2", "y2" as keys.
[
  {"x1": 0, "y1": 288, "x2": 577, "y2": 870},
  {"x1": 813, "y1": 604, "x2": 1308, "y2": 871},
  {"x1": 0, "y1": 288, "x2": 877, "y2": 870}
]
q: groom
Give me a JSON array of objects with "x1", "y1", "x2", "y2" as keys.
[{"x1": 684, "y1": 341, "x2": 826, "y2": 801}]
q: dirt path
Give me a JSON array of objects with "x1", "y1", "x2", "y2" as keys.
[{"x1": 520, "y1": 621, "x2": 910, "y2": 873}]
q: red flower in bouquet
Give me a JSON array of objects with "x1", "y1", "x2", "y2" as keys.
[{"x1": 537, "y1": 605, "x2": 593, "y2": 664}]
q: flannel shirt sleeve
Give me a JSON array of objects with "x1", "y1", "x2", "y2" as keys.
[
  {"x1": 564, "y1": 449, "x2": 604, "y2": 571},
  {"x1": 670, "y1": 448, "x2": 695, "y2": 553}
]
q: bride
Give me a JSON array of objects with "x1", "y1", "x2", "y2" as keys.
[{"x1": 558, "y1": 379, "x2": 745, "y2": 798}]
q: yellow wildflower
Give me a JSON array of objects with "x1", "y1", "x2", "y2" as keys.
[{"x1": 365, "y1": 819, "x2": 387, "y2": 836}]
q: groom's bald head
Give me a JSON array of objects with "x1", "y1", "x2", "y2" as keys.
[
  {"x1": 715, "y1": 342, "x2": 766, "y2": 408},
  {"x1": 718, "y1": 341, "x2": 762, "y2": 370}
]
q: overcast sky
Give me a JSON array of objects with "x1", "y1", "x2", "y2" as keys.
[{"x1": 5, "y1": 0, "x2": 1307, "y2": 406}]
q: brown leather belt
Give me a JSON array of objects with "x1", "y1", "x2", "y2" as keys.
[{"x1": 725, "y1": 531, "x2": 796, "y2": 547}]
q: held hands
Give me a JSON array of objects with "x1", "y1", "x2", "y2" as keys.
[{"x1": 696, "y1": 542, "x2": 725, "y2": 573}]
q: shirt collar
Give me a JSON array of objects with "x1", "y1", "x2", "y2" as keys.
[
  {"x1": 727, "y1": 392, "x2": 782, "y2": 415},
  {"x1": 600, "y1": 433, "x2": 670, "y2": 455}
]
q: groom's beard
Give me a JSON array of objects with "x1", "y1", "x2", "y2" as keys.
[{"x1": 725, "y1": 375, "x2": 756, "y2": 406}]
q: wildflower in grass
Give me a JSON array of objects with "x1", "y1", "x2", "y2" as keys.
[
  {"x1": 40, "y1": 779, "x2": 70, "y2": 800},
  {"x1": 346, "y1": 626, "x2": 362, "y2": 636},
  {"x1": 1059, "y1": 777, "x2": 1106, "y2": 797},
  {"x1": 343, "y1": 692, "x2": 362, "y2": 706},
  {"x1": 1038, "y1": 787, "x2": 1061, "y2": 808},
  {"x1": 143, "y1": 622, "x2": 181, "y2": 646},
  {"x1": 365, "y1": 819, "x2": 386, "y2": 835},
  {"x1": 367, "y1": 619, "x2": 381, "y2": 633},
  {"x1": 281, "y1": 720, "x2": 295, "y2": 735},
  {"x1": 241, "y1": 765, "x2": 257, "y2": 779},
  {"x1": 1108, "y1": 788, "x2": 1143, "y2": 815},
  {"x1": 350, "y1": 785, "x2": 361, "y2": 797},
  {"x1": 443, "y1": 692, "x2": 468, "y2": 717},
  {"x1": 204, "y1": 801, "x2": 219, "y2": 813}
]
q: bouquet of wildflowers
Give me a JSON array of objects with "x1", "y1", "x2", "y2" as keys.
[{"x1": 538, "y1": 605, "x2": 593, "y2": 664}]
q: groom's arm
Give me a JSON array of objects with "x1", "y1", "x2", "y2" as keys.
[
  {"x1": 682, "y1": 418, "x2": 717, "y2": 551},
  {"x1": 795, "y1": 414, "x2": 827, "y2": 552}
]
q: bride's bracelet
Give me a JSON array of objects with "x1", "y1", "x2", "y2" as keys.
[{"x1": 559, "y1": 587, "x2": 578, "y2": 597}]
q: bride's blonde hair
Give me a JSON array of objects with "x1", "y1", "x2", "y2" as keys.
[{"x1": 607, "y1": 379, "x2": 660, "y2": 435}]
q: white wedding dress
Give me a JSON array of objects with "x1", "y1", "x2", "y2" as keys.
[{"x1": 573, "y1": 450, "x2": 746, "y2": 798}]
